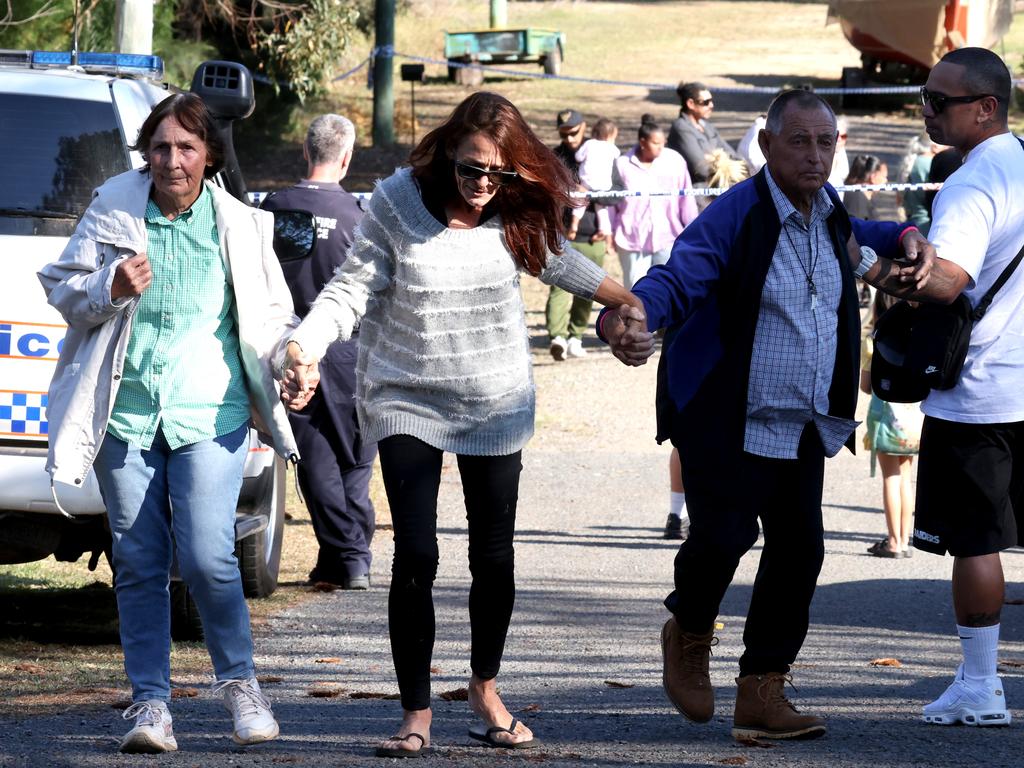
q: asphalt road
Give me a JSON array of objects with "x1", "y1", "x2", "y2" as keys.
[
  {"x1": 3, "y1": 327, "x2": 1023, "y2": 767},
  {"x1": 1, "y1": 95, "x2": 1018, "y2": 767}
]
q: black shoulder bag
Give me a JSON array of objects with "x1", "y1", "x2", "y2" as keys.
[
  {"x1": 872, "y1": 135, "x2": 1024, "y2": 403},
  {"x1": 872, "y1": 241, "x2": 1024, "y2": 403}
]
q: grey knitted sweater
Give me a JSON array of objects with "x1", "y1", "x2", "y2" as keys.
[{"x1": 290, "y1": 168, "x2": 607, "y2": 456}]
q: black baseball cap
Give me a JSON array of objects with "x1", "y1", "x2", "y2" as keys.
[{"x1": 556, "y1": 109, "x2": 584, "y2": 130}]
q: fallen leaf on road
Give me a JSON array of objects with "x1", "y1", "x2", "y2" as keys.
[
  {"x1": 430, "y1": 666, "x2": 442, "y2": 673},
  {"x1": 258, "y1": 675, "x2": 284, "y2": 684},
  {"x1": 171, "y1": 687, "x2": 199, "y2": 698},
  {"x1": 718, "y1": 758, "x2": 749, "y2": 765},
  {"x1": 603, "y1": 680, "x2": 634, "y2": 688},
  {"x1": 519, "y1": 703, "x2": 542, "y2": 713},
  {"x1": 307, "y1": 684, "x2": 345, "y2": 698},
  {"x1": 310, "y1": 581, "x2": 340, "y2": 592},
  {"x1": 439, "y1": 687, "x2": 469, "y2": 701},
  {"x1": 14, "y1": 663, "x2": 45, "y2": 674},
  {"x1": 715, "y1": 622, "x2": 725, "y2": 630},
  {"x1": 869, "y1": 658, "x2": 902, "y2": 667},
  {"x1": 998, "y1": 659, "x2": 1024, "y2": 668},
  {"x1": 315, "y1": 657, "x2": 342, "y2": 664},
  {"x1": 735, "y1": 737, "x2": 777, "y2": 748}
]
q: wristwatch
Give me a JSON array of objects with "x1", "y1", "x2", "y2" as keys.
[{"x1": 854, "y1": 245, "x2": 878, "y2": 278}]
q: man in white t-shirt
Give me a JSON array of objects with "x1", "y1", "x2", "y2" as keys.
[{"x1": 895, "y1": 47, "x2": 1024, "y2": 728}]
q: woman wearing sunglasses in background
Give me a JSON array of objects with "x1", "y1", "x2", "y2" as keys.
[{"x1": 280, "y1": 91, "x2": 651, "y2": 757}]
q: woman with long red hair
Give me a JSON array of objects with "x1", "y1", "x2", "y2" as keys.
[{"x1": 282, "y1": 92, "x2": 652, "y2": 756}]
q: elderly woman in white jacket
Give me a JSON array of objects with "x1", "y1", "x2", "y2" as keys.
[{"x1": 38, "y1": 94, "x2": 299, "y2": 755}]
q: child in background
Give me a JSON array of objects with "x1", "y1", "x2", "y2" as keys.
[
  {"x1": 572, "y1": 118, "x2": 620, "y2": 244},
  {"x1": 860, "y1": 291, "x2": 923, "y2": 558}
]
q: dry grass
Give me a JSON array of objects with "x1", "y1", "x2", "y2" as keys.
[
  {"x1": 244, "y1": 1, "x2": 863, "y2": 190},
  {"x1": 0, "y1": 463, "x2": 389, "y2": 714}
]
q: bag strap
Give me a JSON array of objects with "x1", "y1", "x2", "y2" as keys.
[{"x1": 969, "y1": 136, "x2": 1024, "y2": 322}]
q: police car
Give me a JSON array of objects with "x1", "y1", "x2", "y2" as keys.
[{"x1": 0, "y1": 50, "x2": 286, "y2": 638}]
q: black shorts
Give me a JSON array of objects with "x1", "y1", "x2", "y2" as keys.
[{"x1": 914, "y1": 416, "x2": 1024, "y2": 557}]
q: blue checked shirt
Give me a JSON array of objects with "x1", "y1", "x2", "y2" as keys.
[{"x1": 743, "y1": 170, "x2": 858, "y2": 459}]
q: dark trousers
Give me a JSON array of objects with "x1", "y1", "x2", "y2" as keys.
[
  {"x1": 668, "y1": 425, "x2": 826, "y2": 676},
  {"x1": 377, "y1": 435, "x2": 522, "y2": 711},
  {"x1": 290, "y1": 393, "x2": 376, "y2": 580}
]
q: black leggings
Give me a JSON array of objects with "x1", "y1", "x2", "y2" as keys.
[{"x1": 377, "y1": 434, "x2": 523, "y2": 711}]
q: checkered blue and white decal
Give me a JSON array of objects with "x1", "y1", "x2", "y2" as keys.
[{"x1": 0, "y1": 391, "x2": 48, "y2": 437}]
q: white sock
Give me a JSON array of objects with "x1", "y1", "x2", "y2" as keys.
[
  {"x1": 669, "y1": 491, "x2": 687, "y2": 521},
  {"x1": 958, "y1": 623, "x2": 1000, "y2": 682}
]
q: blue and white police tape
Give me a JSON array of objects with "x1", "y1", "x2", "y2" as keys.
[
  {"x1": 250, "y1": 181, "x2": 940, "y2": 206},
  {"x1": 289, "y1": 45, "x2": 1024, "y2": 94},
  {"x1": 569, "y1": 181, "x2": 943, "y2": 199},
  {"x1": 382, "y1": 48, "x2": 1024, "y2": 95}
]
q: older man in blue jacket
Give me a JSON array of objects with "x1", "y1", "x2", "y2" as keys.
[{"x1": 602, "y1": 89, "x2": 935, "y2": 740}]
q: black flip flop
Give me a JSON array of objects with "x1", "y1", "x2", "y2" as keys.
[
  {"x1": 375, "y1": 732, "x2": 428, "y2": 759},
  {"x1": 468, "y1": 717, "x2": 540, "y2": 749},
  {"x1": 866, "y1": 539, "x2": 903, "y2": 558}
]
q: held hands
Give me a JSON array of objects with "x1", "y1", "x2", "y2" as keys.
[
  {"x1": 111, "y1": 252, "x2": 152, "y2": 300},
  {"x1": 897, "y1": 229, "x2": 937, "y2": 291},
  {"x1": 281, "y1": 341, "x2": 321, "y2": 412},
  {"x1": 845, "y1": 230, "x2": 937, "y2": 293},
  {"x1": 604, "y1": 304, "x2": 655, "y2": 366}
]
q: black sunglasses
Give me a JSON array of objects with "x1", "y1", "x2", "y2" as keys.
[
  {"x1": 455, "y1": 161, "x2": 518, "y2": 186},
  {"x1": 920, "y1": 86, "x2": 1001, "y2": 114},
  {"x1": 694, "y1": 98, "x2": 713, "y2": 107}
]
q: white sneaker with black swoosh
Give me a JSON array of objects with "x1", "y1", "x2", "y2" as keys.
[{"x1": 923, "y1": 664, "x2": 1011, "y2": 726}]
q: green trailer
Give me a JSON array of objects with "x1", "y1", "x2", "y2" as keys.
[{"x1": 444, "y1": 27, "x2": 565, "y2": 85}]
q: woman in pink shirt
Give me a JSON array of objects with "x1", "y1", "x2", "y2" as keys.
[{"x1": 609, "y1": 116, "x2": 699, "y2": 288}]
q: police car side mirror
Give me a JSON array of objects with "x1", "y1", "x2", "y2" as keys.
[{"x1": 272, "y1": 210, "x2": 316, "y2": 262}]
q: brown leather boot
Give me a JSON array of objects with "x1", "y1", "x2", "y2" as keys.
[
  {"x1": 661, "y1": 618, "x2": 717, "y2": 723},
  {"x1": 732, "y1": 673, "x2": 826, "y2": 740}
]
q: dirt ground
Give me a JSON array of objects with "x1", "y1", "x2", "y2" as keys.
[{"x1": 238, "y1": 0, "x2": 924, "y2": 194}]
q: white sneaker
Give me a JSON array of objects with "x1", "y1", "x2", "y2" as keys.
[
  {"x1": 119, "y1": 700, "x2": 177, "y2": 753},
  {"x1": 550, "y1": 336, "x2": 567, "y2": 361},
  {"x1": 566, "y1": 337, "x2": 588, "y2": 358},
  {"x1": 214, "y1": 677, "x2": 280, "y2": 744},
  {"x1": 922, "y1": 665, "x2": 1011, "y2": 726}
]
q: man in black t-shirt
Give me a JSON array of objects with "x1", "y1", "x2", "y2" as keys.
[
  {"x1": 261, "y1": 114, "x2": 376, "y2": 590},
  {"x1": 547, "y1": 108, "x2": 608, "y2": 361}
]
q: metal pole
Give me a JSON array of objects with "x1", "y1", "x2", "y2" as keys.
[
  {"x1": 403, "y1": 81, "x2": 411, "y2": 145},
  {"x1": 490, "y1": 0, "x2": 507, "y2": 28},
  {"x1": 372, "y1": 0, "x2": 396, "y2": 147}
]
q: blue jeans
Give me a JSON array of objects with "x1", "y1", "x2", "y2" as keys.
[{"x1": 94, "y1": 423, "x2": 253, "y2": 702}]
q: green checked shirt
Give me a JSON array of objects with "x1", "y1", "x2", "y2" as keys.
[{"x1": 107, "y1": 186, "x2": 251, "y2": 450}]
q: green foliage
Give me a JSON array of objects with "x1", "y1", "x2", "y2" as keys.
[
  {"x1": 0, "y1": 0, "x2": 213, "y2": 88},
  {"x1": 1, "y1": 0, "x2": 367, "y2": 98},
  {"x1": 255, "y1": 0, "x2": 362, "y2": 102}
]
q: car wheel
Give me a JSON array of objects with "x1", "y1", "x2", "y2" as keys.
[
  {"x1": 543, "y1": 46, "x2": 562, "y2": 76},
  {"x1": 236, "y1": 456, "x2": 286, "y2": 598},
  {"x1": 455, "y1": 60, "x2": 484, "y2": 86},
  {"x1": 170, "y1": 581, "x2": 204, "y2": 641}
]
